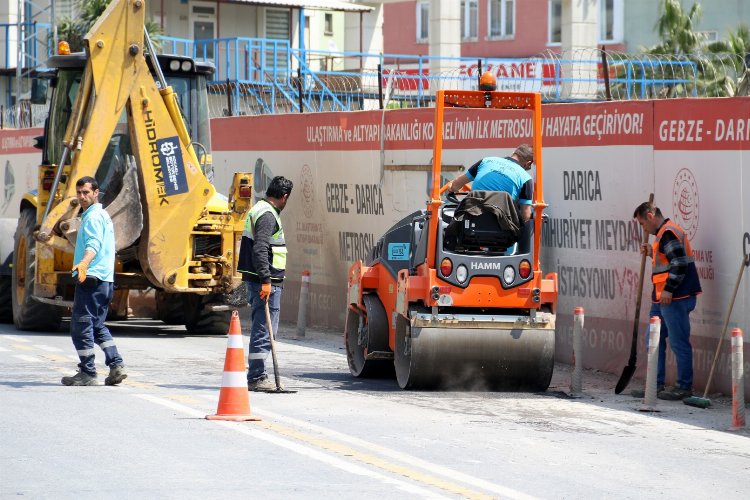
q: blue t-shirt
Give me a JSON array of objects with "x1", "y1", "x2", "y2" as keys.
[
  {"x1": 73, "y1": 203, "x2": 115, "y2": 282},
  {"x1": 466, "y1": 156, "x2": 533, "y2": 205}
]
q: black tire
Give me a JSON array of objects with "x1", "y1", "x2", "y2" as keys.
[
  {"x1": 183, "y1": 293, "x2": 232, "y2": 335},
  {"x1": 0, "y1": 275, "x2": 12, "y2": 323},
  {"x1": 155, "y1": 290, "x2": 185, "y2": 325},
  {"x1": 345, "y1": 294, "x2": 393, "y2": 378},
  {"x1": 183, "y1": 282, "x2": 247, "y2": 335},
  {"x1": 12, "y1": 208, "x2": 63, "y2": 331}
]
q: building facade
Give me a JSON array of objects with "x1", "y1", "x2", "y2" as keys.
[
  {"x1": 382, "y1": 0, "x2": 626, "y2": 58},
  {"x1": 382, "y1": 0, "x2": 750, "y2": 58},
  {"x1": 0, "y1": 0, "x2": 382, "y2": 111}
]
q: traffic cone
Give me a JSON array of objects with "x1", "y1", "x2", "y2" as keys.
[{"x1": 206, "y1": 310, "x2": 260, "y2": 421}]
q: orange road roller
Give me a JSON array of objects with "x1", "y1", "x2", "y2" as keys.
[{"x1": 345, "y1": 90, "x2": 558, "y2": 390}]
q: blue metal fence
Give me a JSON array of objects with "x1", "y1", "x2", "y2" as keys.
[
  {"x1": 1, "y1": 22, "x2": 53, "y2": 69},
  {"x1": 160, "y1": 36, "x2": 708, "y2": 115},
  {"x1": 0, "y1": 30, "x2": 726, "y2": 120},
  {"x1": 1, "y1": 22, "x2": 53, "y2": 110}
]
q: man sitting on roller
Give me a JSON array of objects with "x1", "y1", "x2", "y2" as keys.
[{"x1": 447, "y1": 143, "x2": 535, "y2": 223}]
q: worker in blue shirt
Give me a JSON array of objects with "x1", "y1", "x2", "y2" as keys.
[
  {"x1": 61, "y1": 176, "x2": 127, "y2": 387},
  {"x1": 447, "y1": 144, "x2": 535, "y2": 222}
]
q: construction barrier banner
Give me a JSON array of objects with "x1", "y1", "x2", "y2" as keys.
[
  {"x1": 210, "y1": 97, "x2": 750, "y2": 395},
  {"x1": 3, "y1": 98, "x2": 750, "y2": 393}
]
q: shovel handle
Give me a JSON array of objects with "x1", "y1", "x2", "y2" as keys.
[
  {"x1": 627, "y1": 193, "x2": 654, "y2": 365},
  {"x1": 264, "y1": 299, "x2": 282, "y2": 389}
]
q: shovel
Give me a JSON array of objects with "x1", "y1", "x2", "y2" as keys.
[
  {"x1": 615, "y1": 193, "x2": 653, "y2": 394},
  {"x1": 262, "y1": 299, "x2": 297, "y2": 394}
]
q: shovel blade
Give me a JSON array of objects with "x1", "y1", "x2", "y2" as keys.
[{"x1": 615, "y1": 364, "x2": 636, "y2": 394}]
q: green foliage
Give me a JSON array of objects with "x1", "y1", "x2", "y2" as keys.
[
  {"x1": 55, "y1": 17, "x2": 85, "y2": 53},
  {"x1": 705, "y1": 24, "x2": 749, "y2": 70},
  {"x1": 649, "y1": 0, "x2": 703, "y2": 55},
  {"x1": 640, "y1": 0, "x2": 748, "y2": 97},
  {"x1": 55, "y1": 0, "x2": 161, "y2": 53},
  {"x1": 77, "y1": 0, "x2": 113, "y2": 27}
]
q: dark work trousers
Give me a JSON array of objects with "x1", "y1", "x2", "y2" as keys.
[
  {"x1": 246, "y1": 281, "x2": 282, "y2": 383},
  {"x1": 649, "y1": 295, "x2": 697, "y2": 390},
  {"x1": 70, "y1": 278, "x2": 124, "y2": 375}
]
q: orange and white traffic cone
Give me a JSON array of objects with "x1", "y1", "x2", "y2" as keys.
[{"x1": 206, "y1": 310, "x2": 260, "y2": 421}]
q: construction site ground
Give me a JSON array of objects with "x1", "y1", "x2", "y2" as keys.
[{"x1": 0, "y1": 316, "x2": 747, "y2": 499}]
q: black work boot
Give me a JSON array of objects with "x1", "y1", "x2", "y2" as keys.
[
  {"x1": 248, "y1": 376, "x2": 276, "y2": 392},
  {"x1": 61, "y1": 371, "x2": 98, "y2": 386},
  {"x1": 630, "y1": 385, "x2": 664, "y2": 398},
  {"x1": 658, "y1": 387, "x2": 692, "y2": 400},
  {"x1": 105, "y1": 365, "x2": 127, "y2": 386}
]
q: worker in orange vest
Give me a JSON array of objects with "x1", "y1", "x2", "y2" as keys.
[{"x1": 633, "y1": 202, "x2": 702, "y2": 401}]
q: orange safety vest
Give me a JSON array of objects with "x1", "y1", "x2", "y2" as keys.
[{"x1": 651, "y1": 220, "x2": 701, "y2": 301}]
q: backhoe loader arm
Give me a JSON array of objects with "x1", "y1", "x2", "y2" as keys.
[{"x1": 37, "y1": 0, "x2": 216, "y2": 288}]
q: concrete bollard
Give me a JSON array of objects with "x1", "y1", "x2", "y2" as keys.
[
  {"x1": 731, "y1": 327, "x2": 745, "y2": 430},
  {"x1": 571, "y1": 307, "x2": 584, "y2": 396},
  {"x1": 639, "y1": 316, "x2": 661, "y2": 412},
  {"x1": 295, "y1": 270, "x2": 310, "y2": 338}
]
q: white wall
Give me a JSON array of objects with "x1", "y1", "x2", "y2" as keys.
[
  {"x1": 345, "y1": 2, "x2": 384, "y2": 71},
  {"x1": 207, "y1": 97, "x2": 750, "y2": 395}
]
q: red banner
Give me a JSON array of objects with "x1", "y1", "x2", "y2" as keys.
[
  {"x1": 212, "y1": 101, "x2": 655, "y2": 152},
  {"x1": 654, "y1": 97, "x2": 750, "y2": 150},
  {"x1": 0, "y1": 128, "x2": 42, "y2": 154}
]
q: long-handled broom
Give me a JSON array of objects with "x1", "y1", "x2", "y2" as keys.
[{"x1": 684, "y1": 250, "x2": 749, "y2": 408}]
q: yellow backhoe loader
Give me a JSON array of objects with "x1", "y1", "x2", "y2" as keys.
[{"x1": 4, "y1": 0, "x2": 252, "y2": 333}]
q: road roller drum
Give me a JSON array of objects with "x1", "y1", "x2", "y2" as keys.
[{"x1": 395, "y1": 309, "x2": 555, "y2": 390}]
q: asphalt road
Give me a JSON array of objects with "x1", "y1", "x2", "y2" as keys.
[{"x1": 0, "y1": 318, "x2": 748, "y2": 499}]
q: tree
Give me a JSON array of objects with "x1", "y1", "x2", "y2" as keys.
[
  {"x1": 648, "y1": 0, "x2": 703, "y2": 56},
  {"x1": 705, "y1": 24, "x2": 750, "y2": 96},
  {"x1": 56, "y1": 0, "x2": 161, "y2": 53},
  {"x1": 642, "y1": 0, "x2": 749, "y2": 97}
]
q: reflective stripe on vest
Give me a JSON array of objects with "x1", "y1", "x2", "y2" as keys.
[
  {"x1": 243, "y1": 199, "x2": 287, "y2": 275},
  {"x1": 651, "y1": 220, "x2": 695, "y2": 300}
]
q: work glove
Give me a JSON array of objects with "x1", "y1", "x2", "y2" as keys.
[
  {"x1": 72, "y1": 262, "x2": 88, "y2": 284},
  {"x1": 259, "y1": 282, "x2": 272, "y2": 301}
]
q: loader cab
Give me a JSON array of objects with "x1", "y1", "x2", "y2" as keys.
[
  {"x1": 155, "y1": 55, "x2": 215, "y2": 157},
  {"x1": 40, "y1": 53, "x2": 214, "y2": 196}
]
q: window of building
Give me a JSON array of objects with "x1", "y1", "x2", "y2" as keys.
[
  {"x1": 488, "y1": 0, "x2": 514, "y2": 39},
  {"x1": 548, "y1": 0, "x2": 561, "y2": 45},
  {"x1": 600, "y1": 0, "x2": 623, "y2": 43},
  {"x1": 324, "y1": 13, "x2": 333, "y2": 36},
  {"x1": 264, "y1": 8, "x2": 290, "y2": 71},
  {"x1": 549, "y1": 0, "x2": 623, "y2": 45},
  {"x1": 191, "y1": 1, "x2": 217, "y2": 59},
  {"x1": 697, "y1": 30, "x2": 719, "y2": 44},
  {"x1": 461, "y1": 0, "x2": 478, "y2": 40},
  {"x1": 416, "y1": 1, "x2": 429, "y2": 42},
  {"x1": 56, "y1": 0, "x2": 78, "y2": 18}
]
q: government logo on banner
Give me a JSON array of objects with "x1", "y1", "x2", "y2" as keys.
[
  {"x1": 301, "y1": 164, "x2": 315, "y2": 219},
  {"x1": 672, "y1": 168, "x2": 699, "y2": 240}
]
